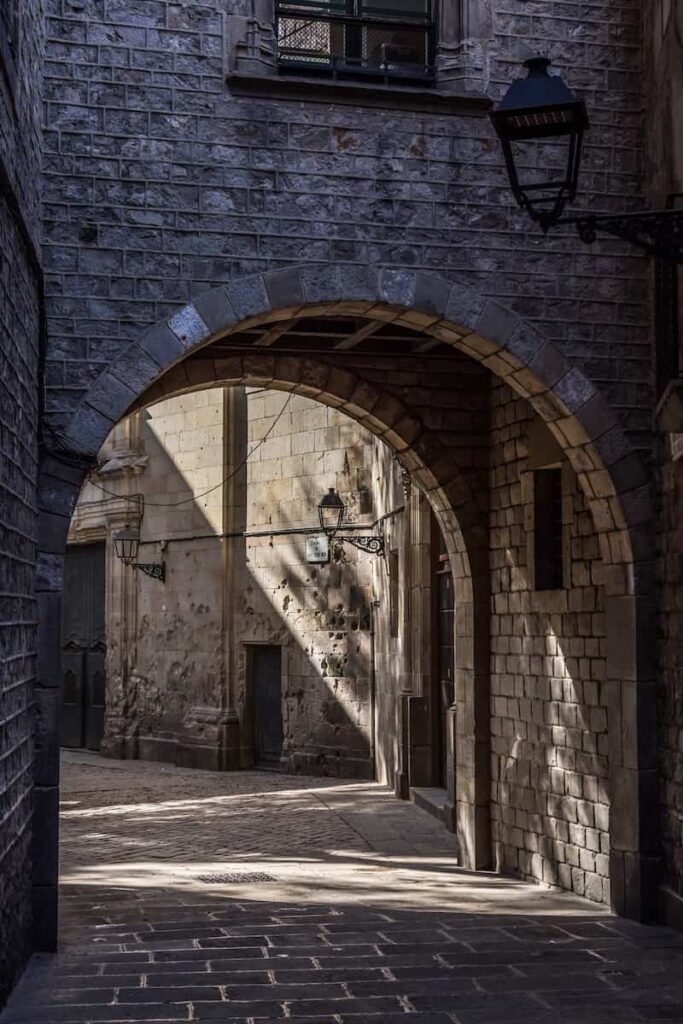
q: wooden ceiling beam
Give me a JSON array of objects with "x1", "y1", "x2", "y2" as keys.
[
  {"x1": 253, "y1": 318, "x2": 300, "y2": 347},
  {"x1": 335, "y1": 319, "x2": 388, "y2": 350}
]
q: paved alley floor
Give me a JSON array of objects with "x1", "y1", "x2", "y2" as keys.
[{"x1": 5, "y1": 752, "x2": 683, "y2": 1023}]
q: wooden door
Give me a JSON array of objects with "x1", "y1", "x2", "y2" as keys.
[
  {"x1": 60, "y1": 543, "x2": 107, "y2": 750},
  {"x1": 435, "y1": 560, "x2": 455, "y2": 788},
  {"x1": 251, "y1": 646, "x2": 283, "y2": 768}
]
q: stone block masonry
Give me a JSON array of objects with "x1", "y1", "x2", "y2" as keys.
[
  {"x1": 0, "y1": 194, "x2": 40, "y2": 1007},
  {"x1": 41, "y1": 0, "x2": 652, "y2": 450},
  {"x1": 0, "y1": 0, "x2": 46, "y2": 1006},
  {"x1": 490, "y1": 382, "x2": 609, "y2": 904}
]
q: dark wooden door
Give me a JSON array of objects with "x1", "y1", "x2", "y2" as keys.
[
  {"x1": 252, "y1": 646, "x2": 283, "y2": 768},
  {"x1": 435, "y1": 557, "x2": 455, "y2": 788},
  {"x1": 60, "y1": 543, "x2": 107, "y2": 750}
]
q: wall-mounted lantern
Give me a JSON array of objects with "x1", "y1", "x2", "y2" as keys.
[
  {"x1": 114, "y1": 525, "x2": 166, "y2": 582},
  {"x1": 317, "y1": 488, "x2": 385, "y2": 556},
  {"x1": 491, "y1": 57, "x2": 683, "y2": 262}
]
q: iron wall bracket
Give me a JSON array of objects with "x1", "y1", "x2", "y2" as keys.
[
  {"x1": 134, "y1": 562, "x2": 166, "y2": 582},
  {"x1": 340, "y1": 535, "x2": 385, "y2": 556},
  {"x1": 557, "y1": 207, "x2": 683, "y2": 263}
]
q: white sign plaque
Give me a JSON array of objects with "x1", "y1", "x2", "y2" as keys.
[{"x1": 306, "y1": 535, "x2": 330, "y2": 564}]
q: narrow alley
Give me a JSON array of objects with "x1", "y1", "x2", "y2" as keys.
[{"x1": 4, "y1": 753, "x2": 683, "y2": 1023}]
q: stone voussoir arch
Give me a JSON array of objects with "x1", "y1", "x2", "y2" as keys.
[
  {"x1": 61, "y1": 263, "x2": 652, "y2": 574},
  {"x1": 38, "y1": 263, "x2": 657, "y2": 925}
]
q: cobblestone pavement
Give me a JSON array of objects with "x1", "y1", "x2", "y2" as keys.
[{"x1": 5, "y1": 752, "x2": 683, "y2": 1023}]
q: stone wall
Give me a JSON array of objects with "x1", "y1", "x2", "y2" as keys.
[
  {"x1": 648, "y1": 0, "x2": 683, "y2": 920},
  {"x1": 41, "y1": 0, "x2": 653, "y2": 451},
  {"x1": 0, "y1": 0, "x2": 44, "y2": 1006},
  {"x1": 490, "y1": 382, "x2": 609, "y2": 904},
  {"x1": 69, "y1": 387, "x2": 407, "y2": 779},
  {"x1": 236, "y1": 391, "x2": 397, "y2": 778}
]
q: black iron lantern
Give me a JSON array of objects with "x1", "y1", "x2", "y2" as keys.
[
  {"x1": 114, "y1": 524, "x2": 166, "y2": 581},
  {"x1": 318, "y1": 487, "x2": 345, "y2": 536},
  {"x1": 114, "y1": 525, "x2": 140, "y2": 566},
  {"x1": 491, "y1": 57, "x2": 589, "y2": 230}
]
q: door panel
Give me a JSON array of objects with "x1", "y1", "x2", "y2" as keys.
[
  {"x1": 252, "y1": 646, "x2": 283, "y2": 767},
  {"x1": 60, "y1": 649, "x2": 84, "y2": 748},
  {"x1": 60, "y1": 543, "x2": 107, "y2": 751},
  {"x1": 435, "y1": 562, "x2": 455, "y2": 789}
]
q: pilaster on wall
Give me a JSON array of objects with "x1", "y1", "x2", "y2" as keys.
[
  {"x1": 229, "y1": 0, "x2": 277, "y2": 77},
  {"x1": 606, "y1": 583, "x2": 660, "y2": 922},
  {"x1": 437, "y1": 0, "x2": 493, "y2": 94}
]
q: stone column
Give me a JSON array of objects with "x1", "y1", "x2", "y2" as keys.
[
  {"x1": 218, "y1": 385, "x2": 248, "y2": 768},
  {"x1": 33, "y1": 456, "x2": 85, "y2": 952}
]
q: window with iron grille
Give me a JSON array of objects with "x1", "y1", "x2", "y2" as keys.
[
  {"x1": 275, "y1": 0, "x2": 436, "y2": 83},
  {"x1": 533, "y1": 467, "x2": 564, "y2": 591}
]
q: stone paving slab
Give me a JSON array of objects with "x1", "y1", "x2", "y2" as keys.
[{"x1": 4, "y1": 752, "x2": 683, "y2": 1023}]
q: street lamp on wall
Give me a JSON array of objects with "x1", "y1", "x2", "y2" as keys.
[
  {"x1": 490, "y1": 57, "x2": 588, "y2": 231},
  {"x1": 114, "y1": 525, "x2": 166, "y2": 582},
  {"x1": 317, "y1": 488, "x2": 385, "y2": 556},
  {"x1": 491, "y1": 58, "x2": 683, "y2": 262}
]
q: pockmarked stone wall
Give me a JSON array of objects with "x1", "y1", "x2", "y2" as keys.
[
  {"x1": 69, "y1": 387, "x2": 409, "y2": 779},
  {"x1": 0, "y1": 0, "x2": 45, "y2": 1006},
  {"x1": 236, "y1": 391, "x2": 398, "y2": 779},
  {"x1": 490, "y1": 383, "x2": 609, "y2": 904},
  {"x1": 41, "y1": 0, "x2": 653, "y2": 450}
]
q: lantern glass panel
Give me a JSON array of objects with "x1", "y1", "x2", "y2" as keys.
[
  {"x1": 491, "y1": 58, "x2": 589, "y2": 228},
  {"x1": 114, "y1": 526, "x2": 140, "y2": 566},
  {"x1": 318, "y1": 488, "x2": 345, "y2": 535}
]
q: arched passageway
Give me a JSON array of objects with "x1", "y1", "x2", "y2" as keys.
[{"x1": 34, "y1": 266, "x2": 656, "y2": 950}]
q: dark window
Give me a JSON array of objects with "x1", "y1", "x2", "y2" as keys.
[
  {"x1": 275, "y1": 0, "x2": 436, "y2": 83},
  {"x1": 533, "y1": 468, "x2": 564, "y2": 591}
]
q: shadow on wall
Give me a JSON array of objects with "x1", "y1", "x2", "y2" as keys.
[
  {"x1": 95, "y1": 388, "x2": 376, "y2": 779},
  {"x1": 237, "y1": 446, "x2": 380, "y2": 780},
  {"x1": 490, "y1": 387, "x2": 609, "y2": 906}
]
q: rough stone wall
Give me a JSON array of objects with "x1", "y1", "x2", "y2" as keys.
[
  {"x1": 490, "y1": 382, "x2": 609, "y2": 904},
  {"x1": 0, "y1": 0, "x2": 44, "y2": 1006},
  {"x1": 236, "y1": 390, "x2": 391, "y2": 779},
  {"x1": 647, "y1": 0, "x2": 683, "y2": 915},
  {"x1": 40, "y1": 0, "x2": 652, "y2": 451},
  {"x1": 70, "y1": 386, "x2": 410, "y2": 779},
  {"x1": 659, "y1": 442, "x2": 683, "y2": 906}
]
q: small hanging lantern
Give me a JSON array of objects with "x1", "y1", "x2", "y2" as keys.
[
  {"x1": 314, "y1": 487, "x2": 384, "y2": 556},
  {"x1": 490, "y1": 57, "x2": 589, "y2": 229},
  {"x1": 318, "y1": 487, "x2": 345, "y2": 537},
  {"x1": 114, "y1": 525, "x2": 165, "y2": 582},
  {"x1": 114, "y1": 525, "x2": 140, "y2": 566}
]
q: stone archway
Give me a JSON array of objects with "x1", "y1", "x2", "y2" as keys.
[{"x1": 34, "y1": 265, "x2": 657, "y2": 948}]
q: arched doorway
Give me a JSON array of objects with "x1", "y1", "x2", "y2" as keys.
[{"x1": 34, "y1": 265, "x2": 656, "y2": 948}]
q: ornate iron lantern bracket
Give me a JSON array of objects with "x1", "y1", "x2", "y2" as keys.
[
  {"x1": 340, "y1": 535, "x2": 385, "y2": 556},
  {"x1": 134, "y1": 562, "x2": 166, "y2": 583},
  {"x1": 559, "y1": 206, "x2": 683, "y2": 263}
]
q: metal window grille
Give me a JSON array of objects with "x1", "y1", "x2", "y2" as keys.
[{"x1": 275, "y1": 0, "x2": 436, "y2": 83}]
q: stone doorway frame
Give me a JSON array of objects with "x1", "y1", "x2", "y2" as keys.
[{"x1": 35, "y1": 264, "x2": 657, "y2": 947}]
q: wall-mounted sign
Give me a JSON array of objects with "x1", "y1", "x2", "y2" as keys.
[{"x1": 306, "y1": 535, "x2": 330, "y2": 564}]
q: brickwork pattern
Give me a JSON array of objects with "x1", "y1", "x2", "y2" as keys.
[
  {"x1": 490, "y1": 383, "x2": 609, "y2": 904},
  {"x1": 41, "y1": 0, "x2": 652, "y2": 448},
  {"x1": 658, "y1": 443, "x2": 683, "y2": 901},
  {"x1": 0, "y1": 201, "x2": 40, "y2": 1005},
  {"x1": 0, "y1": 0, "x2": 44, "y2": 1004}
]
